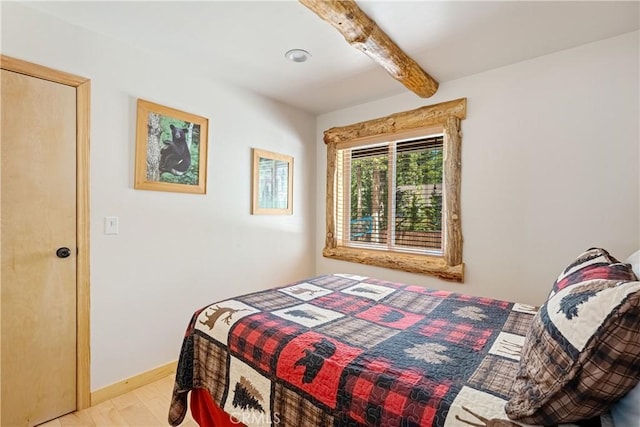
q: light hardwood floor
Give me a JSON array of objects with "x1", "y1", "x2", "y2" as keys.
[{"x1": 38, "y1": 375, "x2": 197, "y2": 427}]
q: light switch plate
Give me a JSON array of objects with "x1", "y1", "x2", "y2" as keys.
[{"x1": 105, "y1": 216, "x2": 119, "y2": 235}]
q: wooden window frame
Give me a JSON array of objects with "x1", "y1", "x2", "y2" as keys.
[{"x1": 323, "y1": 98, "x2": 466, "y2": 282}]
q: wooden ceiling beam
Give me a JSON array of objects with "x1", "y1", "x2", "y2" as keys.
[{"x1": 299, "y1": 0, "x2": 438, "y2": 98}]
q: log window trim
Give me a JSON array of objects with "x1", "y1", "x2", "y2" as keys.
[{"x1": 323, "y1": 98, "x2": 466, "y2": 282}]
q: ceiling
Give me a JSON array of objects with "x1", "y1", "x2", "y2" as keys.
[{"x1": 21, "y1": 1, "x2": 640, "y2": 114}]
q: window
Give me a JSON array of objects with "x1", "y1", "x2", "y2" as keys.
[
  {"x1": 338, "y1": 135, "x2": 444, "y2": 253},
  {"x1": 323, "y1": 98, "x2": 466, "y2": 282}
]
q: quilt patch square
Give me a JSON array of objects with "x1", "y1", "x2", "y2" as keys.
[
  {"x1": 308, "y1": 274, "x2": 362, "y2": 290},
  {"x1": 273, "y1": 383, "x2": 335, "y2": 426},
  {"x1": 278, "y1": 282, "x2": 333, "y2": 301},
  {"x1": 276, "y1": 331, "x2": 363, "y2": 409},
  {"x1": 444, "y1": 386, "x2": 515, "y2": 427},
  {"x1": 338, "y1": 356, "x2": 453, "y2": 426},
  {"x1": 237, "y1": 291, "x2": 299, "y2": 312},
  {"x1": 467, "y1": 355, "x2": 519, "y2": 399},
  {"x1": 355, "y1": 304, "x2": 425, "y2": 330},
  {"x1": 428, "y1": 298, "x2": 511, "y2": 331},
  {"x1": 192, "y1": 334, "x2": 229, "y2": 403},
  {"x1": 229, "y1": 312, "x2": 303, "y2": 374},
  {"x1": 512, "y1": 303, "x2": 538, "y2": 315},
  {"x1": 341, "y1": 283, "x2": 397, "y2": 301},
  {"x1": 272, "y1": 303, "x2": 344, "y2": 328},
  {"x1": 416, "y1": 319, "x2": 494, "y2": 351},
  {"x1": 223, "y1": 356, "x2": 272, "y2": 427},
  {"x1": 502, "y1": 311, "x2": 534, "y2": 337},
  {"x1": 312, "y1": 292, "x2": 373, "y2": 315},
  {"x1": 317, "y1": 317, "x2": 399, "y2": 348},
  {"x1": 373, "y1": 331, "x2": 482, "y2": 376},
  {"x1": 195, "y1": 300, "x2": 260, "y2": 345},
  {"x1": 488, "y1": 332, "x2": 525, "y2": 361},
  {"x1": 383, "y1": 290, "x2": 443, "y2": 314}
]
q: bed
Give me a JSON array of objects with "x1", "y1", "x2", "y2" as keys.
[{"x1": 168, "y1": 248, "x2": 640, "y2": 427}]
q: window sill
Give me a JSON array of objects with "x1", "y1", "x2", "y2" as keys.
[{"x1": 323, "y1": 245, "x2": 464, "y2": 282}]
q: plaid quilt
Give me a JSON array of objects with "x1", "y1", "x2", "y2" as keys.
[{"x1": 168, "y1": 274, "x2": 613, "y2": 427}]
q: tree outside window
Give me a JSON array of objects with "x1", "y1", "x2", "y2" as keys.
[{"x1": 347, "y1": 136, "x2": 443, "y2": 253}]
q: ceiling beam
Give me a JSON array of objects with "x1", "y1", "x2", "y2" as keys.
[{"x1": 299, "y1": 0, "x2": 438, "y2": 98}]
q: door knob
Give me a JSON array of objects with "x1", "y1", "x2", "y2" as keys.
[{"x1": 56, "y1": 247, "x2": 71, "y2": 258}]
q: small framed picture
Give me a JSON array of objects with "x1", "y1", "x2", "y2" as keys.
[
  {"x1": 252, "y1": 148, "x2": 293, "y2": 215},
  {"x1": 134, "y1": 99, "x2": 208, "y2": 194}
]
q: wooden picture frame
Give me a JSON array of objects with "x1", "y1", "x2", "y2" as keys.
[
  {"x1": 134, "y1": 99, "x2": 208, "y2": 194},
  {"x1": 252, "y1": 148, "x2": 293, "y2": 215}
]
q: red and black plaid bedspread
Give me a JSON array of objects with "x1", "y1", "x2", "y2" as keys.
[{"x1": 168, "y1": 274, "x2": 613, "y2": 427}]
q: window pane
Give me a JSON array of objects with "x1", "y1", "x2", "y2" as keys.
[
  {"x1": 258, "y1": 158, "x2": 289, "y2": 209},
  {"x1": 350, "y1": 147, "x2": 388, "y2": 245},
  {"x1": 395, "y1": 137, "x2": 443, "y2": 250},
  {"x1": 339, "y1": 136, "x2": 443, "y2": 254}
]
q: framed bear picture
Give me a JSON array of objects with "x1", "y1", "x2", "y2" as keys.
[{"x1": 134, "y1": 99, "x2": 209, "y2": 194}]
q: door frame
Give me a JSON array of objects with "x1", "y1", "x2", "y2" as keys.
[{"x1": 1, "y1": 55, "x2": 91, "y2": 410}]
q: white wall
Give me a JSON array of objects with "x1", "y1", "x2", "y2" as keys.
[
  {"x1": 316, "y1": 31, "x2": 640, "y2": 306},
  {"x1": 2, "y1": 3, "x2": 316, "y2": 390}
]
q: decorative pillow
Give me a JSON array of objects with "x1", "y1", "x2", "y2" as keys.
[
  {"x1": 611, "y1": 380, "x2": 640, "y2": 427},
  {"x1": 505, "y1": 250, "x2": 640, "y2": 424},
  {"x1": 625, "y1": 249, "x2": 640, "y2": 279},
  {"x1": 549, "y1": 247, "x2": 636, "y2": 298}
]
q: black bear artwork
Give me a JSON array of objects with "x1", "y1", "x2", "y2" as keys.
[{"x1": 160, "y1": 124, "x2": 191, "y2": 176}]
